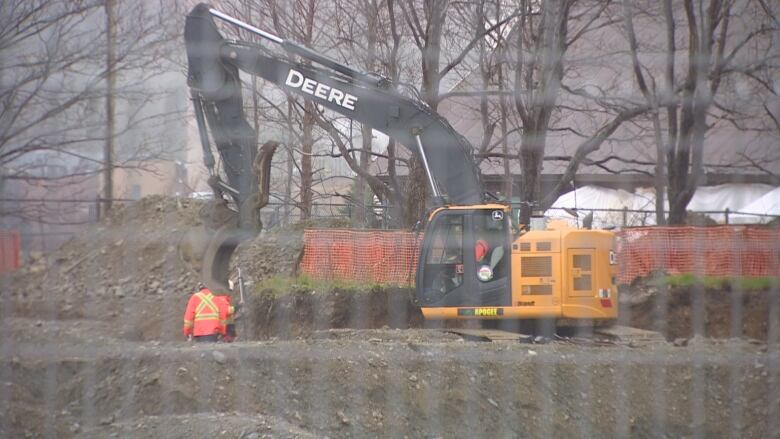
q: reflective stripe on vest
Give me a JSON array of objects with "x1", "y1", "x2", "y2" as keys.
[{"x1": 194, "y1": 292, "x2": 219, "y2": 321}]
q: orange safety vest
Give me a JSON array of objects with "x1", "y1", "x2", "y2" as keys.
[{"x1": 183, "y1": 289, "x2": 229, "y2": 337}]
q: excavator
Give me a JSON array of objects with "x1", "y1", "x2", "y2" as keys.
[{"x1": 184, "y1": 4, "x2": 618, "y2": 324}]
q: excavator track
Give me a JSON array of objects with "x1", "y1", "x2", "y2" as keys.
[{"x1": 445, "y1": 326, "x2": 666, "y2": 346}]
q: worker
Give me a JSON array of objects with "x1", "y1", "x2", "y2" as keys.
[
  {"x1": 183, "y1": 283, "x2": 230, "y2": 342},
  {"x1": 475, "y1": 238, "x2": 490, "y2": 263},
  {"x1": 214, "y1": 293, "x2": 241, "y2": 342}
]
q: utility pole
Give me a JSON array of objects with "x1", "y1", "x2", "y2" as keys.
[{"x1": 104, "y1": 0, "x2": 116, "y2": 212}]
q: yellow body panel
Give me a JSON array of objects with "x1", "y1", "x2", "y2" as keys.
[{"x1": 421, "y1": 218, "x2": 618, "y2": 321}]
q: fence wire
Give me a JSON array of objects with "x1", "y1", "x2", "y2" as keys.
[{"x1": 1, "y1": 204, "x2": 779, "y2": 438}]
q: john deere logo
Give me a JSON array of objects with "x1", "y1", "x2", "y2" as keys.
[{"x1": 285, "y1": 69, "x2": 358, "y2": 110}]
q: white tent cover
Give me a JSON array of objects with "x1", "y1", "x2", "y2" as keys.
[
  {"x1": 729, "y1": 186, "x2": 780, "y2": 224},
  {"x1": 546, "y1": 183, "x2": 778, "y2": 228},
  {"x1": 686, "y1": 183, "x2": 775, "y2": 222}
]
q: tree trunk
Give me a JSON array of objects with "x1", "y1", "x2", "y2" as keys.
[
  {"x1": 284, "y1": 145, "x2": 293, "y2": 225},
  {"x1": 518, "y1": 129, "x2": 545, "y2": 225},
  {"x1": 653, "y1": 116, "x2": 667, "y2": 226},
  {"x1": 354, "y1": 123, "x2": 373, "y2": 225},
  {"x1": 299, "y1": 101, "x2": 314, "y2": 220},
  {"x1": 498, "y1": 65, "x2": 512, "y2": 200},
  {"x1": 353, "y1": 0, "x2": 378, "y2": 226},
  {"x1": 104, "y1": 0, "x2": 116, "y2": 211},
  {"x1": 403, "y1": 156, "x2": 428, "y2": 228},
  {"x1": 386, "y1": 138, "x2": 403, "y2": 227}
]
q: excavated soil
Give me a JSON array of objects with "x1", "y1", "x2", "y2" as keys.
[
  {"x1": 245, "y1": 287, "x2": 424, "y2": 340},
  {"x1": 1, "y1": 196, "x2": 779, "y2": 438},
  {"x1": 621, "y1": 282, "x2": 776, "y2": 341}
]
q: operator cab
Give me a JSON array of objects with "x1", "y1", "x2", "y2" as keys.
[{"x1": 416, "y1": 205, "x2": 512, "y2": 309}]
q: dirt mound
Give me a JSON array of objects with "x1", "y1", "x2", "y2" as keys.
[
  {"x1": 8, "y1": 196, "x2": 202, "y2": 295},
  {"x1": 5, "y1": 196, "x2": 204, "y2": 336},
  {"x1": 3, "y1": 196, "x2": 320, "y2": 342},
  {"x1": 230, "y1": 218, "x2": 351, "y2": 286},
  {"x1": 620, "y1": 279, "x2": 774, "y2": 341}
]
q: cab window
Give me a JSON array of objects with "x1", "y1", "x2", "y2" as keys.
[
  {"x1": 426, "y1": 216, "x2": 463, "y2": 264},
  {"x1": 473, "y1": 210, "x2": 508, "y2": 280}
]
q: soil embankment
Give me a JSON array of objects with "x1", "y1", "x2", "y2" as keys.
[{"x1": 620, "y1": 279, "x2": 775, "y2": 341}]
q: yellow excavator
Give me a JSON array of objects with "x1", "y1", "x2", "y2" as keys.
[
  {"x1": 184, "y1": 4, "x2": 618, "y2": 324},
  {"x1": 416, "y1": 205, "x2": 617, "y2": 322}
]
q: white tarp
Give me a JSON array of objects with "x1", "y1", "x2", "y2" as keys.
[
  {"x1": 546, "y1": 184, "x2": 778, "y2": 228},
  {"x1": 729, "y1": 186, "x2": 780, "y2": 224},
  {"x1": 685, "y1": 183, "x2": 775, "y2": 223},
  {"x1": 546, "y1": 186, "x2": 654, "y2": 229}
]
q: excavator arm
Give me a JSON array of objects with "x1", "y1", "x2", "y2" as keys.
[
  {"x1": 184, "y1": 4, "x2": 483, "y2": 289},
  {"x1": 185, "y1": 3, "x2": 482, "y2": 206}
]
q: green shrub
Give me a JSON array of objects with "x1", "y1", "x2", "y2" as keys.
[{"x1": 253, "y1": 275, "x2": 402, "y2": 297}]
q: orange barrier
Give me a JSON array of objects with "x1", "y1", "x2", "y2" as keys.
[
  {"x1": 299, "y1": 229, "x2": 423, "y2": 285},
  {"x1": 0, "y1": 230, "x2": 20, "y2": 274},
  {"x1": 299, "y1": 227, "x2": 780, "y2": 286},
  {"x1": 616, "y1": 226, "x2": 780, "y2": 284}
]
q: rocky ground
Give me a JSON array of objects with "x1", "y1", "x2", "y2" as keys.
[{"x1": 1, "y1": 196, "x2": 779, "y2": 438}]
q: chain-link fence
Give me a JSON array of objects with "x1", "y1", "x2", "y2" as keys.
[{"x1": 1, "y1": 197, "x2": 779, "y2": 438}]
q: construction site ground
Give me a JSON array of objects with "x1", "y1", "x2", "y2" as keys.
[{"x1": 2, "y1": 197, "x2": 778, "y2": 438}]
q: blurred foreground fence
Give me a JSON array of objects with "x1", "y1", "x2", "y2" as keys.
[{"x1": 299, "y1": 226, "x2": 780, "y2": 285}]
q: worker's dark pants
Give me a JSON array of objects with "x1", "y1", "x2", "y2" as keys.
[{"x1": 194, "y1": 334, "x2": 219, "y2": 342}]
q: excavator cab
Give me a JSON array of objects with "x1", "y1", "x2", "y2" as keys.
[{"x1": 416, "y1": 205, "x2": 512, "y2": 309}]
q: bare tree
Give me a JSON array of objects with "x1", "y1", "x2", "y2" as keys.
[
  {"x1": 329, "y1": 0, "x2": 383, "y2": 225},
  {"x1": 0, "y1": 0, "x2": 184, "y2": 227},
  {"x1": 392, "y1": 0, "x2": 519, "y2": 225},
  {"x1": 623, "y1": 0, "x2": 780, "y2": 224},
  {"x1": 505, "y1": 0, "x2": 648, "y2": 224},
  {"x1": 1, "y1": 0, "x2": 182, "y2": 171}
]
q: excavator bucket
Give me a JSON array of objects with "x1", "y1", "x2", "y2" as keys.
[
  {"x1": 201, "y1": 224, "x2": 252, "y2": 292},
  {"x1": 178, "y1": 141, "x2": 279, "y2": 292}
]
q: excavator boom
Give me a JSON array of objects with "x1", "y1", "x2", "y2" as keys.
[
  {"x1": 184, "y1": 3, "x2": 483, "y2": 291},
  {"x1": 185, "y1": 3, "x2": 482, "y2": 207}
]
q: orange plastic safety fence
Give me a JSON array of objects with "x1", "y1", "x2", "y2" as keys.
[
  {"x1": 616, "y1": 226, "x2": 780, "y2": 284},
  {"x1": 298, "y1": 229, "x2": 423, "y2": 285},
  {"x1": 299, "y1": 227, "x2": 780, "y2": 286},
  {"x1": 0, "y1": 230, "x2": 20, "y2": 274}
]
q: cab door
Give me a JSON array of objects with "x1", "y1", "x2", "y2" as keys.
[
  {"x1": 416, "y1": 208, "x2": 510, "y2": 308},
  {"x1": 416, "y1": 212, "x2": 468, "y2": 306}
]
